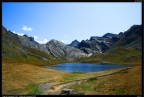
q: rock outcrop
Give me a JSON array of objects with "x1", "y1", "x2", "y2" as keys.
[
  {"x1": 18, "y1": 34, "x2": 50, "y2": 54},
  {"x1": 78, "y1": 37, "x2": 112, "y2": 54},
  {"x1": 112, "y1": 25, "x2": 142, "y2": 49},
  {"x1": 46, "y1": 39, "x2": 87, "y2": 60}
]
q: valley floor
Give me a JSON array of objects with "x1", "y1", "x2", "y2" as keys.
[{"x1": 2, "y1": 62, "x2": 142, "y2": 95}]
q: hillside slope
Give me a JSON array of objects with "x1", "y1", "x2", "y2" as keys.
[{"x1": 2, "y1": 26, "x2": 68, "y2": 66}]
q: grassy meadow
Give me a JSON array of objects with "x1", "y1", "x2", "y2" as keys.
[
  {"x1": 2, "y1": 47, "x2": 142, "y2": 95},
  {"x1": 70, "y1": 65, "x2": 141, "y2": 95}
]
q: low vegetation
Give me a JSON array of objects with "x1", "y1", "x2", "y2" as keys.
[
  {"x1": 75, "y1": 47, "x2": 141, "y2": 65},
  {"x1": 2, "y1": 63, "x2": 67, "y2": 95},
  {"x1": 70, "y1": 66, "x2": 141, "y2": 95},
  {"x1": 2, "y1": 46, "x2": 142, "y2": 95}
]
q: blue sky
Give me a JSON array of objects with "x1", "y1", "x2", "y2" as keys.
[{"x1": 2, "y1": 2, "x2": 142, "y2": 44}]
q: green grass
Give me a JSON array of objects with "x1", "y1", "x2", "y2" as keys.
[
  {"x1": 116, "y1": 69, "x2": 128, "y2": 74},
  {"x1": 74, "y1": 47, "x2": 141, "y2": 65},
  {"x1": 110, "y1": 88, "x2": 125, "y2": 95},
  {"x1": 26, "y1": 83, "x2": 42, "y2": 95},
  {"x1": 70, "y1": 78, "x2": 98, "y2": 93},
  {"x1": 25, "y1": 47, "x2": 53, "y2": 60},
  {"x1": 70, "y1": 66, "x2": 141, "y2": 95},
  {"x1": 63, "y1": 76, "x2": 77, "y2": 81},
  {"x1": 2, "y1": 44, "x2": 69, "y2": 67},
  {"x1": 62, "y1": 73, "x2": 84, "y2": 81}
]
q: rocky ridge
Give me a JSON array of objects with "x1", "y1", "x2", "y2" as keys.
[{"x1": 2, "y1": 24, "x2": 142, "y2": 61}]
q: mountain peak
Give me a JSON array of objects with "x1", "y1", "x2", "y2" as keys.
[
  {"x1": 73, "y1": 39, "x2": 79, "y2": 43},
  {"x1": 48, "y1": 39, "x2": 65, "y2": 46},
  {"x1": 102, "y1": 33, "x2": 117, "y2": 38},
  {"x1": 69, "y1": 39, "x2": 80, "y2": 47}
]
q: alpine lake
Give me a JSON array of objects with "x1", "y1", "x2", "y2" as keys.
[{"x1": 45, "y1": 63, "x2": 129, "y2": 72}]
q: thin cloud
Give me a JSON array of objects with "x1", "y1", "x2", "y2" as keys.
[
  {"x1": 13, "y1": 31, "x2": 24, "y2": 36},
  {"x1": 36, "y1": 38, "x2": 48, "y2": 44},
  {"x1": 22, "y1": 26, "x2": 32, "y2": 31}
]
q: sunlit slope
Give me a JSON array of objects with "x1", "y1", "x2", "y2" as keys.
[
  {"x1": 2, "y1": 26, "x2": 68, "y2": 66},
  {"x1": 75, "y1": 47, "x2": 141, "y2": 65}
]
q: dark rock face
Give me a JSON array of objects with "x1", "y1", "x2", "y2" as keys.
[
  {"x1": 69, "y1": 40, "x2": 80, "y2": 47},
  {"x1": 78, "y1": 38, "x2": 112, "y2": 54},
  {"x1": 113, "y1": 25, "x2": 142, "y2": 49},
  {"x1": 78, "y1": 40, "x2": 91, "y2": 48},
  {"x1": 90, "y1": 36, "x2": 101, "y2": 41},
  {"x1": 29, "y1": 37, "x2": 34, "y2": 41},
  {"x1": 78, "y1": 25, "x2": 142, "y2": 54}
]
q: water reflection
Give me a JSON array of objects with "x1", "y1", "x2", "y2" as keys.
[{"x1": 46, "y1": 63, "x2": 129, "y2": 72}]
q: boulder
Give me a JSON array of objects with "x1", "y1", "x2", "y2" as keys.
[{"x1": 61, "y1": 88, "x2": 85, "y2": 95}]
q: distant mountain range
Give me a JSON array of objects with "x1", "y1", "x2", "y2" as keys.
[{"x1": 2, "y1": 25, "x2": 142, "y2": 62}]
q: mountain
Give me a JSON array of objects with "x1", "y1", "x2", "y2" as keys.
[
  {"x1": 2, "y1": 26, "x2": 58, "y2": 65},
  {"x1": 112, "y1": 25, "x2": 142, "y2": 49},
  {"x1": 2, "y1": 24, "x2": 142, "y2": 63},
  {"x1": 78, "y1": 38, "x2": 112, "y2": 54},
  {"x1": 18, "y1": 34, "x2": 50, "y2": 55},
  {"x1": 2, "y1": 26, "x2": 88, "y2": 62},
  {"x1": 78, "y1": 34, "x2": 115, "y2": 54},
  {"x1": 77, "y1": 25, "x2": 142, "y2": 54},
  {"x1": 46, "y1": 39, "x2": 87, "y2": 60},
  {"x1": 69, "y1": 40, "x2": 80, "y2": 47},
  {"x1": 102, "y1": 33, "x2": 117, "y2": 38}
]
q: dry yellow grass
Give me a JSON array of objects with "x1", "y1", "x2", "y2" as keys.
[
  {"x1": 94, "y1": 66, "x2": 142, "y2": 95},
  {"x1": 2, "y1": 62, "x2": 141, "y2": 95},
  {"x1": 2, "y1": 63, "x2": 68, "y2": 95},
  {"x1": 70, "y1": 65, "x2": 142, "y2": 95}
]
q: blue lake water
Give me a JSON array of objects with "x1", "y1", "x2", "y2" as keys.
[{"x1": 45, "y1": 63, "x2": 129, "y2": 72}]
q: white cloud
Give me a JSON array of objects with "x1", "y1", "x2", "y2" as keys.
[
  {"x1": 44, "y1": 38, "x2": 48, "y2": 42},
  {"x1": 34, "y1": 36, "x2": 38, "y2": 40},
  {"x1": 17, "y1": 33, "x2": 25, "y2": 36},
  {"x1": 13, "y1": 31, "x2": 24, "y2": 36},
  {"x1": 13, "y1": 31, "x2": 16, "y2": 33},
  {"x1": 36, "y1": 38, "x2": 48, "y2": 44},
  {"x1": 22, "y1": 26, "x2": 32, "y2": 31}
]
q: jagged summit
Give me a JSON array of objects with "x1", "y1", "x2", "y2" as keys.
[
  {"x1": 69, "y1": 39, "x2": 80, "y2": 47},
  {"x1": 2, "y1": 24, "x2": 142, "y2": 61},
  {"x1": 102, "y1": 33, "x2": 117, "y2": 38}
]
